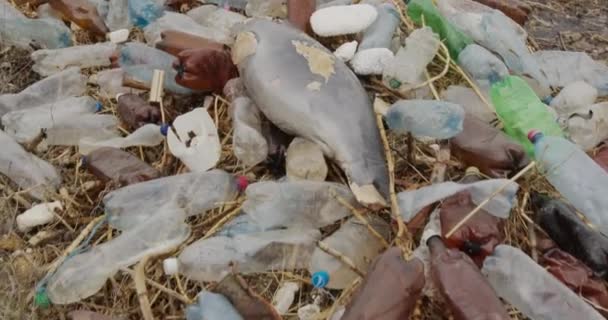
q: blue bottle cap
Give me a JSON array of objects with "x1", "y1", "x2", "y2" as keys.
[
  {"x1": 542, "y1": 95, "x2": 554, "y2": 105},
  {"x1": 160, "y1": 123, "x2": 170, "y2": 136},
  {"x1": 488, "y1": 72, "x2": 502, "y2": 85},
  {"x1": 528, "y1": 130, "x2": 543, "y2": 143},
  {"x1": 95, "y1": 101, "x2": 103, "y2": 112},
  {"x1": 311, "y1": 271, "x2": 329, "y2": 288}
]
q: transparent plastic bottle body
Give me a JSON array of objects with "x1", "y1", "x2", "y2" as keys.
[
  {"x1": 89, "y1": 68, "x2": 142, "y2": 98},
  {"x1": 231, "y1": 97, "x2": 268, "y2": 167},
  {"x1": 441, "y1": 85, "x2": 495, "y2": 123},
  {"x1": 123, "y1": 65, "x2": 192, "y2": 95},
  {"x1": 383, "y1": 27, "x2": 440, "y2": 88},
  {"x1": 46, "y1": 207, "x2": 191, "y2": 304},
  {"x1": 532, "y1": 133, "x2": 608, "y2": 236},
  {"x1": 79, "y1": 124, "x2": 164, "y2": 155},
  {"x1": 490, "y1": 76, "x2": 563, "y2": 155},
  {"x1": 103, "y1": 170, "x2": 240, "y2": 231},
  {"x1": 0, "y1": 67, "x2": 86, "y2": 116},
  {"x1": 128, "y1": 0, "x2": 164, "y2": 28},
  {"x1": 566, "y1": 102, "x2": 608, "y2": 151},
  {"x1": 458, "y1": 44, "x2": 508, "y2": 85},
  {"x1": 187, "y1": 5, "x2": 247, "y2": 38},
  {"x1": 358, "y1": 3, "x2": 400, "y2": 51},
  {"x1": 482, "y1": 245, "x2": 604, "y2": 320},
  {"x1": 0, "y1": 130, "x2": 61, "y2": 200},
  {"x1": 31, "y1": 42, "x2": 117, "y2": 76},
  {"x1": 106, "y1": 0, "x2": 132, "y2": 31},
  {"x1": 117, "y1": 42, "x2": 176, "y2": 68},
  {"x1": 187, "y1": 291, "x2": 244, "y2": 320},
  {"x1": 309, "y1": 216, "x2": 390, "y2": 289},
  {"x1": 175, "y1": 228, "x2": 320, "y2": 282},
  {"x1": 385, "y1": 100, "x2": 465, "y2": 139},
  {"x1": 143, "y1": 12, "x2": 233, "y2": 46}
]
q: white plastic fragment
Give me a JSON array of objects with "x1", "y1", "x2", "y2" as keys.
[
  {"x1": 272, "y1": 282, "x2": 299, "y2": 315},
  {"x1": 350, "y1": 48, "x2": 393, "y2": 75},
  {"x1": 298, "y1": 303, "x2": 321, "y2": 320},
  {"x1": 16, "y1": 201, "x2": 63, "y2": 232},
  {"x1": 310, "y1": 4, "x2": 378, "y2": 37},
  {"x1": 333, "y1": 41, "x2": 358, "y2": 62},
  {"x1": 550, "y1": 81, "x2": 598, "y2": 115},
  {"x1": 107, "y1": 29, "x2": 130, "y2": 44},
  {"x1": 167, "y1": 108, "x2": 221, "y2": 172},
  {"x1": 163, "y1": 258, "x2": 179, "y2": 276},
  {"x1": 78, "y1": 124, "x2": 164, "y2": 155}
]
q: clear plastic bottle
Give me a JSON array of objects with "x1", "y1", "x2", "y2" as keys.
[
  {"x1": 89, "y1": 68, "x2": 142, "y2": 98},
  {"x1": 231, "y1": 97, "x2": 268, "y2": 167},
  {"x1": 143, "y1": 12, "x2": 233, "y2": 46},
  {"x1": 128, "y1": 0, "x2": 164, "y2": 27},
  {"x1": 530, "y1": 131, "x2": 608, "y2": 236},
  {"x1": 0, "y1": 130, "x2": 61, "y2": 200},
  {"x1": 103, "y1": 169, "x2": 244, "y2": 230},
  {"x1": 482, "y1": 245, "x2": 605, "y2": 320},
  {"x1": 0, "y1": 67, "x2": 86, "y2": 116},
  {"x1": 79, "y1": 124, "x2": 164, "y2": 155},
  {"x1": 383, "y1": 27, "x2": 440, "y2": 89},
  {"x1": 85, "y1": 147, "x2": 160, "y2": 186},
  {"x1": 566, "y1": 102, "x2": 608, "y2": 151},
  {"x1": 458, "y1": 44, "x2": 508, "y2": 86},
  {"x1": 186, "y1": 291, "x2": 244, "y2": 320},
  {"x1": 187, "y1": 5, "x2": 247, "y2": 38},
  {"x1": 116, "y1": 42, "x2": 176, "y2": 69},
  {"x1": 106, "y1": 0, "x2": 132, "y2": 31},
  {"x1": 164, "y1": 228, "x2": 321, "y2": 282},
  {"x1": 309, "y1": 216, "x2": 391, "y2": 289},
  {"x1": 490, "y1": 75, "x2": 563, "y2": 155},
  {"x1": 384, "y1": 100, "x2": 465, "y2": 139},
  {"x1": 441, "y1": 85, "x2": 495, "y2": 123},
  {"x1": 358, "y1": 3, "x2": 400, "y2": 51},
  {"x1": 122, "y1": 65, "x2": 192, "y2": 95},
  {"x1": 31, "y1": 42, "x2": 117, "y2": 76},
  {"x1": 46, "y1": 206, "x2": 191, "y2": 304}
]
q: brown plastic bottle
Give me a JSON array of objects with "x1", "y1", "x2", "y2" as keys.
[
  {"x1": 156, "y1": 30, "x2": 225, "y2": 57},
  {"x1": 440, "y1": 167, "x2": 505, "y2": 267},
  {"x1": 116, "y1": 94, "x2": 161, "y2": 131},
  {"x1": 85, "y1": 147, "x2": 161, "y2": 186},
  {"x1": 542, "y1": 248, "x2": 608, "y2": 318},
  {"x1": 215, "y1": 274, "x2": 281, "y2": 320},
  {"x1": 49, "y1": 0, "x2": 109, "y2": 36},
  {"x1": 428, "y1": 236, "x2": 510, "y2": 320},
  {"x1": 472, "y1": 0, "x2": 530, "y2": 26},
  {"x1": 450, "y1": 114, "x2": 530, "y2": 178},
  {"x1": 342, "y1": 247, "x2": 425, "y2": 320},
  {"x1": 287, "y1": 0, "x2": 316, "y2": 33},
  {"x1": 173, "y1": 47, "x2": 238, "y2": 93},
  {"x1": 593, "y1": 143, "x2": 608, "y2": 173}
]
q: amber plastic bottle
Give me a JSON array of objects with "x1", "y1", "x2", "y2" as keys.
[
  {"x1": 428, "y1": 236, "x2": 510, "y2": 320},
  {"x1": 450, "y1": 114, "x2": 530, "y2": 178},
  {"x1": 156, "y1": 30, "x2": 225, "y2": 57},
  {"x1": 342, "y1": 247, "x2": 425, "y2": 320},
  {"x1": 86, "y1": 147, "x2": 160, "y2": 186},
  {"x1": 173, "y1": 48, "x2": 238, "y2": 93},
  {"x1": 116, "y1": 93, "x2": 161, "y2": 131},
  {"x1": 472, "y1": 0, "x2": 530, "y2": 26},
  {"x1": 287, "y1": 0, "x2": 316, "y2": 33},
  {"x1": 49, "y1": 0, "x2": 109, "y2": 36},
  {"x1": 440, "y1": 167, "x2": 505, "y2": 266}
]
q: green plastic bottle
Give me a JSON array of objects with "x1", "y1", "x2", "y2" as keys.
[
  {"x1": 490, "y1": 75, "x2": 563, "y2": 156},
  {"x1": 406, "y1": 0, "x2": 473, "y2": 59}
]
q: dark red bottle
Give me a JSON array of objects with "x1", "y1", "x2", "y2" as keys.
[
  {"x1": 49, "y1": 0, "x2": 109, "y2": 36},
  {"x1": 156, "y1": 30, "x2": 225, "y2": 57},
  {"x1": 116, "y1": 94, "x2": 161, "y2": 131},
  {"x1": 86, "y1": 147, "x2": 160, "y2": 186},
  {"x1": 173, "y1": 47, "x2": 238, "y2": 93}
]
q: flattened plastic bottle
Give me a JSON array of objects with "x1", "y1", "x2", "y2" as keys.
[
  {"x1": 482, "y1": 245, "x2": 605, "y2": 320},
  {"x1": 156, "y1": 30, "x2": 224, "y2": 56},
  {"x1": 309, "y1": 216, "x2": 391, "y2": 289},
  {"x1": 471, "y1": 0, "x2": 530, "y2": 25},
  {"x1": 439, "y1": 168, "x2": 505, "y2": 266},
  {"x1": 187, "y1": 5, "x2": 247, "y2": 37},
  {"x1": 143, "y1": 12, "x2": 232, "y2": 46},
  {"x1": 173, "y1": 48, "x2": 238, "y2": 93},
  {"x1": 450, "y1": 114, "x2": 530, "y2": 178},
  {"x1": 0, "y1": 67, "x2": 86, "y2": 117},
  {"x1": 85, "y1": 147, "x2": 160, "y2": 186},
  {"x1": 385, "y1": 100, "x2": 464, "y2": 139},
  {"x1": 116, "y1": 93, "x2": 161, "y2": 130},
  {"x1": 593, "y1": 143, "x2": 608, "y2": 173},
  {"x1": 49, "y1": 0, "x2": 109, "y2": 36},
  {"x1": 428, "y1": 236, "x2": 510, "y2": 320},
  {"x1": 531, "y1": 193, "x2": 608, "y2": 277},
  {"x1": 342, "y1": 247, "x2": 425, "y2": 320},
  {"x1": 231, "y1": 97, "x2": 268, "y2": 167},
  {"x1": 103, "y1": 170, "x2": 243, "y2": 230},
  {"x1": 287, "y1": 0, "x2": 316, "y2": 32},
  {"x1": 31, "y1": 42, "x2": 117, "y2": 76},
  {"x1": 0, "y1": 130, "x2": 61, "y2": 200},
  {"x1": 490, "y1": 75, "x2": 563, "y2": 155},
  {"x1": 542, "y1": 248, "x2": 608, "y2": 317}
]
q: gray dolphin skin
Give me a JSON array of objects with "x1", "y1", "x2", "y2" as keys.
[{"x1": 232, "y1": 19, "x2": 389, "y2": 207}]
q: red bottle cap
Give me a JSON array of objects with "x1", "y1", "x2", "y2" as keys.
[
  {"x1": 528, "y1": 130, "x2": 541, "y2": 142},
  {"x1": 236, "y1": 176, "x2": 249, "y2": 192}
]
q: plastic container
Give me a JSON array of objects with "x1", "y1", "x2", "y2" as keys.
[
  {"x1": 358, "y1": 3, "x2": 400, "y2": 51},
  {"x1": 31, "y1": 42, "x2": 116, "y2": 76},
  {"x1": 490, "y1": 75, "x2": 563, "y2": 155},
  {"x1": 482, "y1": 245, "x2": 604, "y2": 320},
  {"x1": 384, "y1": 100, "x2": 464, "y2": 139},
  {"x1": 530, "y1": 131, "x2": 608, "y2": 237},
  {"x1": 309, "y1": 216, "x2": 390, "y2": 289},
  {"x1": 48, "y1": 0, "x2": 109, "y2": 36},
  {"x1": 231, "y1": 97, "x2": 268, "y2": 167},
  {"x1": 85, "y1": 147, "x2": 160, "y2": 186}
]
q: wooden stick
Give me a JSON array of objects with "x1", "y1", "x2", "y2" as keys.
[
  {"x1": 121, "y1": 268, "x2": 192, "y2": 304},
  {"x1": 446, "y1": 161, "x2": 536, "y2": 238},
  {"x1": 332, "y1": 192, "x2": 390, "y2": 248},
  {"x1": 317, "y1": 241, "x2": 365, "y2": 277},
  {"x1": 134, "y1": 256, "x2": 155, "y2": 320}
]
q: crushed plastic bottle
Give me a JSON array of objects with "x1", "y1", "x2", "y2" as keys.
[
  {"x1": 233, "y1": 19, "x2": 389, "y2": 208},
  {"x1": 384, "y1": 100, "x2": 464, "y2": 139},
  {"x1": 342, "y1": 247, "x2": 425, "y2": 320},
  {"x1": 186, "y1": 5, "x2": 247, "y2": 37},
  {"x1": 46, "y1": 206, "x2": 191, "y2": 304},
  {"x1": 230, "y1": 97, "x2": 268, "y2": 167},
  {"x1": 116, "y1": 93, "x2": 161, "y2": 131},
  {"x1": 0, "y1": 0, "x2": 72, "y2": 49},
  {"x1": 48, "y1": 0, "x2": 109, "y2": 36},
  {"x1": 174, "y1": 48, "x2": 238, "y2": 93},
  {"x1": 309, "y1": 216, "x2": 390, "y2": 289},
  {"x1": 246, "y1": 0, "x2": 288, "y2": 19},
  {"x1": 0, "y1": 67, "x2": 86, "y2": 116},
  {"x1": 440, "y1": 86, "x2": 495, "y2": 123},
  {"x1": 428, "y1": 236, "x2": 510, "y2": 320},
  {"x1": 0, "y1": 130, "x2": 61, "y2": 200},
  {"x1": 85, "y1": 147, "x2": 160, "y2": 186},
  {"x1": 128, "y1": 0, "x2": 164, "y2": 28},
  {"x1": 186, "y1": 291, "x2": 244, "y2": 320},
  {"x1": 287, "y1": 0, "x2": 316, "y2": 32},
  {"x1": 491, "y1": 76, "x2": 564, "y2": 155},
  {"x1": 566, "y1": 102, "x2": 608, "y2": 151},
  {"x1": 310, "y1": 4, "x2": 378, "y2": 37},
  {"x1": 531, "y1": 193, "x2": 608, "y2": 277},
  {"x1": 143, "y1": 12, "x2": 233, "y2": 46},
  {"x1": 286, "y1": 137, "x2": 327, "y2": 181},
  {"x1": 530, "y1": 131, "x2": 608, "y2": 237},
  {"x1": 382, "y1": 27, "x2": 440, "y2": 89},
  {"x1": 79, "y1": 124, "x2": 164, "y2": 155},
  {"x1": 103, "y1": 169, "x2": 242, "y2": 230},
  {"x1": 164, "y1": 228, "x2": 320, "y2": 282},
  {"x1": 31, "y1": 42, "x2": 117, "y2": 76},
  {"x1": 472, "y1": 0, "x2": 530, "y2": 25},
  {"x1": 482, "y1": 245, "x2": 604, "y2": 320},
  {"x1": 358, "y1": 3, "x2": 399, "y2": 51},
  {"x1": 106, "y1": 0, "x2": 132, "y2": 31},
  {"x1": 458, "y1": 44, "x2": 509, "y2": 86},
  {"x1": 451, "y1": 115, "x2": 530, "y2": 178},
  {"x1": 156, "y1": 29, "x2": 225, "y2": 56},
  {"x1": 550, "y1": 81, "x2": 598, "y2": 115},
  {"x1": 407, "y1": 0, "x2": 473, "y2": 59}
]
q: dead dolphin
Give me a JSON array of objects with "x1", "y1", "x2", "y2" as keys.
[{"x1": 232, "y1": 19, "x2": 389, "y2": 207}]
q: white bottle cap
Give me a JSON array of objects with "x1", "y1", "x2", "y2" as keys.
[
  {"x1": 163, "y1": 258, "x2": 179, "y2": 275},
  {"x1": 107, "y1": 29, "x2": 130, "y2": 44}
]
